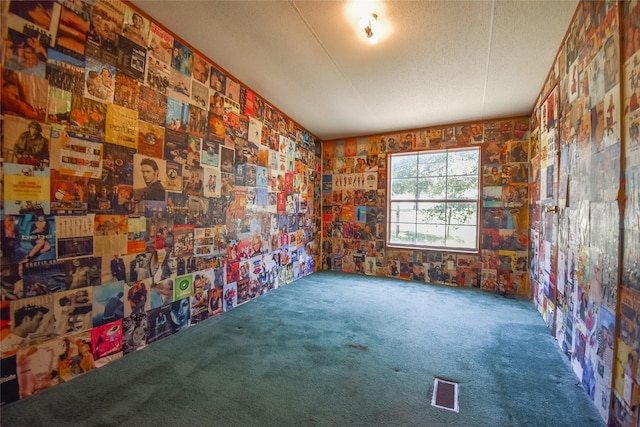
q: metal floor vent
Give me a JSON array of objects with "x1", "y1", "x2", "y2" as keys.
[{"x1": 431, "y1": 378, "x2": 459, "y2": 413}]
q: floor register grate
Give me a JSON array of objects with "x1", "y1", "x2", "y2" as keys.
[{"x1": 431, "y1": 378, "x2": 459, "y2": 413}]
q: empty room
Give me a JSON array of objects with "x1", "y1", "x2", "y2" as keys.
[{"x1": 1, "y1": 1, "x2": 638, "y2": 426}]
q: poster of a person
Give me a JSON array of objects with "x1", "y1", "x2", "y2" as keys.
[
  {"x1": 4, "y1": 28, "x2": 49, "y2": 77},
  {"x1": 16, "y1": 339, "x2": 62, "y2": 399},
  {"x1": 84, "y1": 58, "x2": 115, "y2": 103},
  {"x1": 2, "y1": 115, "x2": 51, "y2": 167},
  {"x1": 1, "y1": 68, "x2": 48, "y2": 121},
  {"x1": 122, "y1": 8, "x2": 150, "y2": 47},
  {"x1": 2, "y1": 296, "x2": 55, "y2": 356},
  {"x1": 203, "y1": 165, "x2": 220, "y2": 198},
  {"x1": 132, "y1": 154, "x2": 167, "y2": 201},
  {"x1": 171, "y1": 40, "x2": 193, "y2": 77},
  {"x1": 8, "y1": 1, "x2": 56, "y2": 31}
]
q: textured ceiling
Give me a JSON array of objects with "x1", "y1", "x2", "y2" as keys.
[{"x1": 131, "y1": 0, "x2": 578, "y2": 141}]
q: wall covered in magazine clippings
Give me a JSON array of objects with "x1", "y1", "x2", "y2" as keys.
[
  {"x1": 0, "y1": 0, "x2": 322, "y2": 405},
  {"x1": 321, "y1": 118, "x2": 531, "y2": 296},
  {"x1": 529, "y1": 1, "x2": 640, "y2": 425}
]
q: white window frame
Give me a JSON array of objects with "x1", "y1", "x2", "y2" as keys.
[{"x1": 386, "y1": 147, "x2": 481, "y2": 252}]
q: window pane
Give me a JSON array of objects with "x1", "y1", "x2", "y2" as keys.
[
  {"x1": 416, "y1": 224, "x2": 445, "y2": 246},
  {"x1": 418, "y1": 177, "x2": 446, "y2": 199},
  {"x1": 446, "y1": 176, "x2": 479, "y2": 199},
  {"x1": 417, "y1": 202, "x2": 446, "y2": 224},
  {"x1": 418, "y1": 152, "x2": 446, "y2": 176},
  {"x1": 390, "y1": 155, "x2": 417, "y2": 178},
  {"x1": 387, "y1": 148, "x2": 479, "y2": 251},
  {"x1": 390, "y1": 202, "x2": 417, "y2": 223},
  {"x1": 389, "y1": 222, "x2": 416, "y2": 245},
  {"x1": 448, "y1": 202, "x2": 477, "y2": 225},
  {"x1": 447, "y1": 150, "x2": 479, "y2": 175},
  {"x1": 445, "y1": 225, "x2": 477, "y2": 249},
  {"x1": 391, "y1": 178, "x2": 417, "y2": 200}
]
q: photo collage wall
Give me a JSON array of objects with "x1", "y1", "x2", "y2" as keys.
[
  {"x1": 529, "y1": 1, "x2": 640, "y2": 425},
  {"x1": 321, "y1": 117, "x2": 531, "y2": 297},
  {"x1": 0, "y1": 0, "x2": 321, "y2": 405}
]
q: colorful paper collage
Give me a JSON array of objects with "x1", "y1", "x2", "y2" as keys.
[
  {"x1": 0, "y1": 0, "x2": 321, "y2": 405},
  {"x1": 527, "y1": 2, "x2": 640, "y2": 425}
]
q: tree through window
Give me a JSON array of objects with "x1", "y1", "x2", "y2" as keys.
[{"x1": 387, "y1": 147, "x2": 480, "y2": 251}]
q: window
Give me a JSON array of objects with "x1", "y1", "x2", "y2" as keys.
[{"x1": 387, "y1": 147, "x2": 480, "y2": 251}]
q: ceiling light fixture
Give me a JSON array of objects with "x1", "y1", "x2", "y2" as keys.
[{"x1": 361, "y1": 13, "x2": 378, "y2": 42}]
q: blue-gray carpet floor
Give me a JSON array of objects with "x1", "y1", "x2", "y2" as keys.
[{"x1": 1, "y1": 272, "x2": 604, "y2": 426}]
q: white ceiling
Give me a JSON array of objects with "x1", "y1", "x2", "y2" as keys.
[{"x1": 131, "y1": 0, "x2": 577, "y2": 141}]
